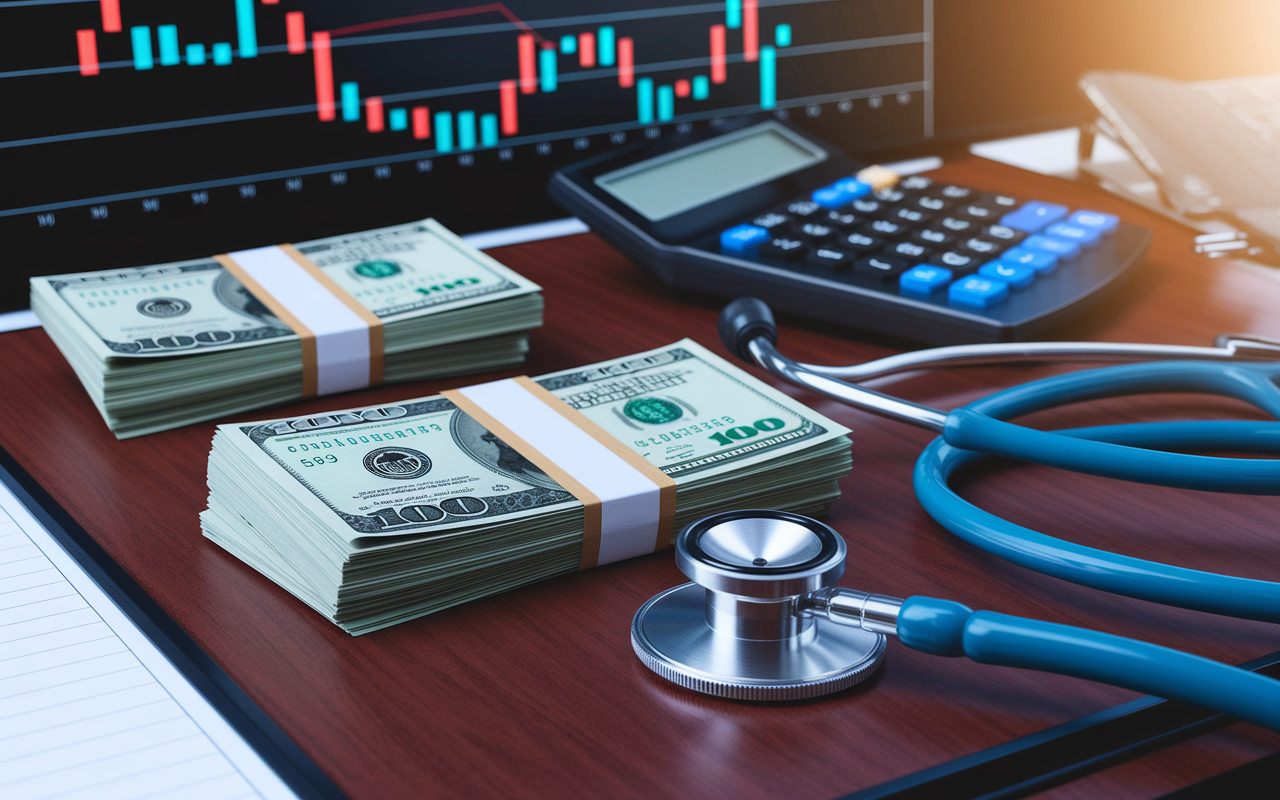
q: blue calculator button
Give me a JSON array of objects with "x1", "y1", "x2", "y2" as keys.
[
  {"x1": 899, "y1": 264, "x2": 953, "y2": 294},
  {"x1": 811, "y1": 185, "x2": 851, "y2": 209},
  {"x1": 949, "y1": 275, "x2": 1009, "y2": 308},
  {"x1": 1023, "y1": 233, "x2": 1081, "y2": 261},
  {"x1": 1000, "y1": 201, "x2": 1069, "y2": 233},
  {"x1": 720, "y1": 224, "x2": 770, "y2": 255},
  {"x1": 1045, "y1": 221, "x2": 1101, "y2": 249},
  {"x1": 1000, "y1": 246, "x2": 1057, "y2": 274},
  {"x1": 834, "y1": 178, "x2": 873, "y2": 200},
  {"x1": 979, "y1": 260, "x2": 1036, "y2": 288},
  {"x1": 1068, "y1": 210, "x2": 1120, "y2": 235},
  {"x1": 812, "y1": 179, "x2": 873, "y2": 209}
]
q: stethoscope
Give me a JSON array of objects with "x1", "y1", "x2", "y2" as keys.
[{"x1": 632, "y1": 299, "x2": 1280, "y2": 731}]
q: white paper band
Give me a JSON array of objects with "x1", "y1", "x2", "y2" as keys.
[
  {"x1": 455, "y1": 378, "x2": 663, "y2": 565},
  {"x1": 226, "y1": 246, "x2": 372, "y2": 395}
]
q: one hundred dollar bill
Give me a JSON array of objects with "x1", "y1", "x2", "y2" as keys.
[
  {"x1": 213, "y1": 339, "x2": 851, "y2": 544},
  {"x1": 30, "y1": 219, "x2": 540, "y2": 360}
]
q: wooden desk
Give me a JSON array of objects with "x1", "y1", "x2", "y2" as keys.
[{"x1": 4, "y1": 157, "x2": 1279, "y2": 799}]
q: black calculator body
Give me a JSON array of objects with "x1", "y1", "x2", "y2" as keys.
[{"x1": 549, "y1": 118, "x2": 1151, "y2": 344}]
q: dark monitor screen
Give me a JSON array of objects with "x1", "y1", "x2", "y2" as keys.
[{"x1": 3, "y1": 0, "x2": 1279, "y2": 311}]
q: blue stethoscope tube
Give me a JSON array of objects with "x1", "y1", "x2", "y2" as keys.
[
  {"x1": 915, "y1": 366, "x2": 1280, "y2": 621},
  {"x1": 939, "y1": 361, "x2": 1280, "y2": 493},
  {"x1": 904, "y1": 368, "x2": 1280, "y2": 722},
  {"x1": 896, "y1": 597, "x2": 1280, "y2": 733}
]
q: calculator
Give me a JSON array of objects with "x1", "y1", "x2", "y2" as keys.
[{"x1": 548, "y1": 118, "x2": 1151, "y2": 344}]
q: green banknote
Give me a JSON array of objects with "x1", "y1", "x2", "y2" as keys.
[
  {"x1": 30, "y1": 218, "x2": 540, "y2": 361},
  {"x1": 212, "y1": 339, "x2": 850, "y2": 544}
]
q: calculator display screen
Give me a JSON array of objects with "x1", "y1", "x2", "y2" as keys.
[{"x1": 594, "y1": 123, "x2": 827, "y2": 222}]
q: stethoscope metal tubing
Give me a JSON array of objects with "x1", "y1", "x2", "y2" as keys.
[
  {"x1": 793, "y1": 333, "x2": 1280, "y2": 381},
  {"x1": 745, "y1": 331, "x2": 1280, "y2": 494},
  {"x1": 746, "y1": 338, "x2": 948, "y2": 431},
  {"x1": 745, "y1": 334, "x2": 1280, "y2": 430}
]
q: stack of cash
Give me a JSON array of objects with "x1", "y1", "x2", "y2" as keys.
[
  {"x1": 30, "y1": 219, "x2": 543, "y2": 438},
  {"x1": 201, "y1": 340, "x2": 853, "y2": 634}
]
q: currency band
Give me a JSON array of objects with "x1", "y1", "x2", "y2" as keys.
[
  {"x1": 216, "y1": 245, "x2": 383, "y2": 397},
  {"x1": 442, "y1": 377, "x2": 677, "y2": 569}
]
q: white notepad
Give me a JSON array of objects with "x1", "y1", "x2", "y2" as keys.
[{"x1": 0, "y1": 478, "x2": 301, "y2": 800}]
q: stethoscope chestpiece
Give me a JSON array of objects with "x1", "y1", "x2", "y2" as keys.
[
  {"x1": 675, "y1": 509, "x2": 847, "y2": 599},
  {"x1": 632, "y1": 510, "x2": 886, "y2": 701}
]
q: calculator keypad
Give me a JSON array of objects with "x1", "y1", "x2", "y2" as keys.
[{"x1": 719, "y1": 174, "x2": 1121, "y2": 312}]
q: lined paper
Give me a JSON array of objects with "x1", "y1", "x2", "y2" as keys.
[{"x1": 0, "y1": 479, "x2": 300, "y2": 800}]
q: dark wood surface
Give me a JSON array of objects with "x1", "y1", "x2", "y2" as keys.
[{"x1": 4, "y1": 156, "x2": 1280, "y2": 799}]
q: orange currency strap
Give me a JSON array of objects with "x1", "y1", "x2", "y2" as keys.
[
  {"x1": 443, "y1": 376, "x2": 677, "y2": 569},
  {"x1": 215, "y1": 244, "x2": 383, "y2": 398}
]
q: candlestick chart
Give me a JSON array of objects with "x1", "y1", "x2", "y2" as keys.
[{"x1": 0, "y1": 0, "x2": 931, "y2": 295}]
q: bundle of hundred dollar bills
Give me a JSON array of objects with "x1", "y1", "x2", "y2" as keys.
[
  {"x1": 202, "y1": 340, "x2": 852, "y2": 634},
  {"x1": 30, "y1": 219, "x2": 543, "y2": 438}
]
